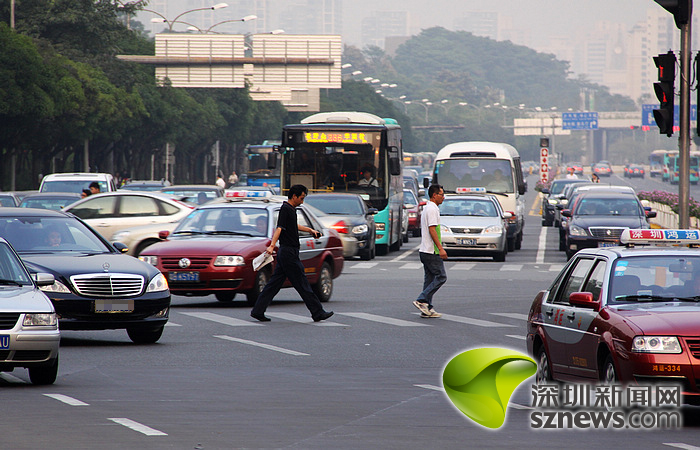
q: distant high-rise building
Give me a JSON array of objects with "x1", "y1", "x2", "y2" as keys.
[
  {"x1": 361, "y1": 11, "x2": 409, "y2": 49},
  {"x1": 454, "y1": 12, "x2": 498, "y2": 40},
  {"x1": 277, "y1": 0, "x2": 342, "y2": 35}
]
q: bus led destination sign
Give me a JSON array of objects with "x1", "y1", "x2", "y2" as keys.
[{"x1": 303, "y1": 132, "x2": 376, "y2": 144}]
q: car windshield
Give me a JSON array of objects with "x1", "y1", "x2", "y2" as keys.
[
  {"x1": 174, "y1": 207, "x2": 269, "y2": 237},
  {"x1": 440, "y1": 199, "x2": 497, "y2": 216},
  {"x1": 609, "y1": 256, "x2": 700, "y2": 304},
  {"x1": 20, "y1": 197, "x2": 79, "y2": 210},
  {"x1": 0, "y1": 242, "x2": 32, "y2": 285},
  {"x1": 574, "y1": 198, "x2": 642, "y2": 216},
  {"x1": 403, "y1": 191, "x2": 418, "y2": 207},
  {"x1": 0, "y1": 216, "x2": 111, "y2": 254},
  {"x1": 304, "y1": 196, "x2": 364, "y2": 215},
  {"x1": 41, "y1": 180, "x2": 108, "y2": 194},
  {"x1": 162, "y1": 190, "x2": 218, "y2": 205}
]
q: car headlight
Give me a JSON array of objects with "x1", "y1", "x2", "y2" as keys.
[
  {"x1": 146, "y1": 273, "x2": 169, "y2": 292},
  {"x1": 569, "y1": 225, "x2": 587, "y2": 236},
  {"x1": 23, "y1": 313, "x2": 57, "y2": 327},
  {"x1": 440, "y1": 224, "x2": 451, "y2": 233},
  {"x1": 111, "y1": 230, "x2": 130, "y2": 242},
  {"x1": 39, "y1": 280, "x2": 71, "y2": 294},
  {"x1": 214, "y1": 255, "x2": 245, "y2": 266},
  {"x1": 632, "y1": 336, "x2": 681, "y2": 354},
  {"x1": 139, "y1": 255, "x2": 158, "y2": 266},
  {"x1": 408, "y1": 212, "x2": 417, "y2": 218},
  {"x1": 352, "y1": 224, "x2": 368, "y2": 234},
  {"x1": 483, "y1": 225, "x2": 502, "y2": 234},
  {"x1": 548, "y1": 199, "x2": 558, "y2": 205}
]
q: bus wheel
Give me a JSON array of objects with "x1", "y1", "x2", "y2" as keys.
[
  {"x1": 390, "y1": 237, "x2": 401, "y2": 252},
  {"x1": 507, "y1": 237, "x2": 515, "y2": 252},
  {"x1": 376, "y1": 244, "x2": 388, "y2": 256},
  {"x1": 515, "y1": 231, "x2": 522, "y2": 250}
]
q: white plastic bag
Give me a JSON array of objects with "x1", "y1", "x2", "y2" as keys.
[{"x1": 252, "y1": 252, "x2": 273, "y2": 272}]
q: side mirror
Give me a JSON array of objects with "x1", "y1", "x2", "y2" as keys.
[
  {"x1": 646, "y1": 211, "x2": 657, "y2": 219},
  {"x1": 541, "y1": 188, "x2": 550, "y2": 194},
  {"x1": 389, "y1": 156, "x2": 401, "y2": 176},
  {"x1": 569, "y1": 292, "x2": 599, "y2": 311},
  {"x1": 367, "y1": 208, "x2": 378, "y2": 215},
  {"x1": 561, "y1": 209, "x2": 572, "y2": 218},
  {"x1": 419, "y1": 200, "x2": 427, "y2": 207},
  {"x1": 112, "y1": 242, "x2": 129, "y2": 253},
  {"x1": 502, "y1": 212, "x2": 513, "y2": 219},
  {"x1": 158, "y1": 230, "x2": 171, "y2": 240},
  {"x1": 267, "y1": 152, "x2": 277, "y2": 170},
  {"x1": 32, "y1": 273, "x2": 55, "y2": 287},
  {"x1": 418, "y1": 188, "x2": 425, "y2": 197},
  {"x1": 423, "y1": 178, "x2": 430, "y2": 189}
]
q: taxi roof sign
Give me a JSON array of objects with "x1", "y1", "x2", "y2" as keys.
[
  {"x1": 455, "y1": 187, "x2": 487, "y2": 194},
  {"x1": 224, "y1": 189, "x2": 272, "y2": 199},
  {"x1": 620, "y1": 229, "x2": 700, "y2": 246}
]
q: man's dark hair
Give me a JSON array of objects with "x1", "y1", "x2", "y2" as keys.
[
  {"x1": 89, "y1": 181, "x2": 100, "y2": 190},
  {"x1": 428, "y1": 184, "x2": 443, "y2": 198},
  {"x1": 288, "y1": 184, "x2": 308, "y2": 199}
]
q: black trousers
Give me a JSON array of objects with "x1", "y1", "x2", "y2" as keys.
[{"x1": 251, "y1": 246, "x2": 324, "y2": 318}]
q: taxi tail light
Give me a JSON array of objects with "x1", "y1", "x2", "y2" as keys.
[
  {"x1": 331, "y1": 221, "x2": 349, "y2": 234},
  {"x1": 506, "y1": 212, "x2": 517, "y2": 223}
]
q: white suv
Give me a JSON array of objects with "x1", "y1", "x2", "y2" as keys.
[{"x1": 39, "y1": 173, "x2": 116, "y2": 194}]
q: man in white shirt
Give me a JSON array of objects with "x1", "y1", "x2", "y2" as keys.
[
  {"x1": 565, "y1": 168, "x2": 578, "y2": 179},
  {"x1": 413, "y1": 184, "x2": 447, "y2": 318},
  {"x1": 215, "y1": 175, "x2": 226, "y2": 188}
]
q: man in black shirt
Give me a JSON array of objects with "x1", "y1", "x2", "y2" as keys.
[{"x1": 250, "y1": 184, "x2": 334, "y2": 322}]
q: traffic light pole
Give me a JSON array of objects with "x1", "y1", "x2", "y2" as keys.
[{"x1": 679, "y1": 19, "x2": 691, "y2": 228}]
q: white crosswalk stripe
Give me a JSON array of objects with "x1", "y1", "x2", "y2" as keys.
[
  {"x1": 349, "y1": 262, "x2": 379, "y2": 269},
  {"x1": 266, "y1": 312, "x2": 346, "y2": 326},
  {"x1": 179, "y1": 312, "x2": 262, "y2": 327},
  {"x1": 500, "y1": 264, "x2": 523, "y2": 271},
  {"x1": 549, "y1": 264, "x2": 565, "y2": 271},
  {"x1": 338, "y1": 312, "x2": 430, "y2": 327},
  {"x1": 400, "y1": 262, "x2": 422, "y2": 270},
  {"x1": 436, "y1": 313, "x2": 516, "y2": 327},
  {"x1": 450, "y1": 263, "x2": 476, "y2": 270},
  {"x1": 490, "y1": 312, "x2": 529, "y2": 321}
]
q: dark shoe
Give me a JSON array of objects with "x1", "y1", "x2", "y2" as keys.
[
  {"x1": 313, "y1": 311, "x2": 334, "y2": 322},
  {"x1": 251, "y1": 313, "x2": 271, "y2": 322}
]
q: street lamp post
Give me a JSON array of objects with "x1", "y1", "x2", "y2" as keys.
[{"x1": 145, "y1": 2, "x2": 229, "y2": 32}]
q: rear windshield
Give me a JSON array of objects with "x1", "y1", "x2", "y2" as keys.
[{"x1": 41, "y1": 180, "x2": 109, "y2": 194}]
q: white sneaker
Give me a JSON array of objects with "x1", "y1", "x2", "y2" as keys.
[
  {"x1": 420, "y1": 309, "x2": 442, "y2": 318},
  {"x1": 412, "y1": 301, "x2": 430, "y2": 315}
]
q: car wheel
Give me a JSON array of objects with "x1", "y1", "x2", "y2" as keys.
[
  {"x1": 313, "y1": 261, "x2": 333, "y2": 303},
  {"x1": 127, "y1": 325, "x2": 164, "y2": 344},
  {"x1": 515, "y1": 231, "x2": 522, "y2": 250},
  {"x1": 536, "y1": 347, "x2": 552, "y2": 384},
  {"x1": 507, "y1": 237, "x2": 515, "y2": 252},
  {"x1": 215, "y1": 292, "x2": 236, "y2": 302},
  {"x1": 403, "y1": 231, "x2": 409, "y2": 243},
  {"x1": 246, "y1": 268, "x2": 269, "y2": 306},
  {"x1": 370, "y1": 243, "x2": 376, "y2": 260},
  {"x1": 600, "y1": 354, "x2": 618, "y2": 383},
  {"x1": 493, "y1": 249, "x2": 506, "y2": 262},
  {"x1": 28, "y1": 357, "x2": 58, "y2": 385},
  {"x1": 558, "y1": 237, "x2": 566, "y2": 251}
]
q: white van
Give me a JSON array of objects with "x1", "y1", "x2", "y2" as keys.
[
  {"x1": 39, "y1": 173, "x2": 117, "y2": 194},
  {"x1": 432, "y1": 142, "x2": 526, "y2": 251}
]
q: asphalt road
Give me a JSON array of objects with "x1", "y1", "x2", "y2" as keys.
[{"x1": 3, "y1": 174, "x2": 699, "y2": 449}]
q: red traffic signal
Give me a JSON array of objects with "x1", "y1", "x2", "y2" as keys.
[{"x1": 653, "y1": 51, "x2": 676, "y2": 137}]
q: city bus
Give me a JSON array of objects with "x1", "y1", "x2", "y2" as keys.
[
  {"x1": 649, "y1": 149, "x2": 670, "y2": 178},
  {"x1": 278, "y1": 111, "x2": 403, "y2": 255},
  {"x1": 662, "y1": 150, "x2": 679, "y2": 182},
  {"x1": 244, "y1": 141, "x2": 281, "y2": 190},
  {"x1": 432, "y1": 141, "x2": 526, "y2": 252},
  {"x1": 668, "y1": 150, "x2": 700, "y2": 185}
]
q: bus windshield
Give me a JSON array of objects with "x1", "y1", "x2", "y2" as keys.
[{"x1": 435, "y1": 159, "x2": 514, "y2": 193}]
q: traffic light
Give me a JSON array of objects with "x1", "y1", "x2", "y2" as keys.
[
  {"x1": 654, "y1": 0, "x2": 691, "y2": 29},
  {"x1": 653, "y1": 51, "x2": 676, "y2": 137}
]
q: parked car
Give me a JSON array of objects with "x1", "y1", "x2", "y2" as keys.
[
  {"x1": 0, "y1": 208, "x2": 170, "y2": 343},
  {"x1": 39, "y1": 172, "x2": 117, "y2": 193},
  {"x1": 527, "y1": 228, "x2": 700, "y2": 404},
  {"x1": 0, "y1": 237, "x2": 60, "y2": 384},
  {"x1": 304, "y1": 193, "x2": 377, "y2": 260},
  {"x1": 120, "y1": 179, "x2": 172, "y2": 191},
  {"x1": 18, "y1": 192, "x2": 82, "y2": 210},
  {"x1": 561, "y1": 191, "x2": 655, "y2": 259},
  {"x1": 438, "y1": 193, "x2": 509, "y2": 261},
  {"x1": 63, "y1": 191, "x2": 195, "y2": 241},
  {"x1": 139, "y1": 197, "x2": 344, "y2": 305},
  {"x1": 402, "y1": 189, "x2": 423, "y2": 237},
  {"x1": 0, "y1": 192, "x2": 20, "y2": 207},
  {"x1": 160, "y1": 185, "x2": 225, "y2": 205},
  {"x1": 623, "y1": 164, "x2": 645, "y2": 178}
]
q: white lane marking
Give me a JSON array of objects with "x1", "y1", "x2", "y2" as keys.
[
  {"x1": 506, "y1": 335, "x2": 527, "y2": 340},
  {"x1": 536, "y1": 226, "x2": 547, "y2": 264},
  {"x1": 490, "y1": 312, "x2": 529, "y2": 321},
  {"x1": 0, "y1": 373, "x2": 25, "y2": 383},
  {"x1": 180, "y1": 312, "x2": 262, "y2": 327},
  {"x1": 664, "y1": 444, "x2": 700, "y2": 450},
  {"x1": 415, "y1": 384, "x2": 442, "y2": 391},
  {"x1": 108, "y1": 418, "x2": 167, "y2": 436},
  {"x1": 500, "y1": 264, "x2": 523, "y2": 271},
  {"x1": 437, "y1": 313, "x2": 516, "y2": 328},
  {"x1": 266, "y1": 312, "x2": 346, "y2": 326},
  {"x1": 390, "y1": 245, "x2": 420, "y2": 262},
  {"x1": 349, "y1": 262, "x2": 378, "y2": 269},
  {"x1": 44, "y1": 394, "x2": 89, "y2": 406},
  {"x1": 400, "y1": 262, "x2": 422, "y2": 270},
  {"x1": 165, "y1": 322, "x2": 181, "y2": 327},
  {"x1": 450, "y1": 263, "x2": 476, "y2": 270},
  {"x1": 339, "y1": 312, "x2": 430, "y2": 327},
  {"x1": 549, "y1": 264, "x2": 565, "y2": 271},
  {"x1": 214, "y1": 335, "x2": 309, "y2": 356}
]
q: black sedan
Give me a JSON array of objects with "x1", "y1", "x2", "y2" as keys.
[{"x1": 0, "y1": 208, "x2": 170, "y2": 343}]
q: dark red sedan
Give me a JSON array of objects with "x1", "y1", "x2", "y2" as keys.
[
  {"x1": 139, "y1": 197, "x2": 344, "y2": 305},
  {"x1": 527, "y1": 229, "x2": 700, "y2": 404}
]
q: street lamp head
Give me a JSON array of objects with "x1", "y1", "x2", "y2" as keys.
[
  {"x1": 375, "y1": 90, "x2": 382, "y2": 94},
  {"x1": 241, "y1": 14, "x2": 257, "y2": 21},
  {"x1": 151, "y1": 18, "x2": 167, "y2": 23},
  {"x1": 459, "y1": 102, "x2": 467, "y2": 106},
  {"x1": 363, "y1": 77, "x2": 373, "y2": 82},
  {"x1": 370, "y1": 79, "x2": 380, "y2": 83},
  {"x1": 399, "y1": 95, "x2": 407, "y2": 99},
  {"x1": 421, "y1": 98, "x2": 429, "y2": 103},
  {"x1": 351, "y1": 70, "x2": 363, "y2": 76},
  {"x1": 341, "y1": 63, "x2": 353, "y2": 69},
  {"x1": 269, "y1": 29, "x2": 285, "y2": 34},
  {"x1": 441, "y1": 99, "x2": 449, "y2": 104},
  {"x1": 389, "y1": 84, "x2": 397, "y2": 88},
  {"x1": 212, "y1": 3, "x2": 229, "y2": 10},
  {"x1": 426, "y1": 102, "x2": 433, "y2": 106},
  {"x1": 405, "y1": 101, "x2": 412, "y2": 105}
]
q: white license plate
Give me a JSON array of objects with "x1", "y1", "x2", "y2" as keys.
[
  {"x1": 0, "y1": 335, "x2": 9, "y2": 349},
  {"x1": 598, "y1": 241, "x2": 617, "y2": 248},
  {"x1": 168, "y1": 271, "x2": 199, "y2": 282},
  {"x1": 457, "y1": 238, "x2": 477, "y2": 245},
  {"x1": 94, "y1": 300, "x2": 134, "y2": 313}
]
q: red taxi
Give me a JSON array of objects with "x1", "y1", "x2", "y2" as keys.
[
  {"x1": 527, "y1": 229, "x2": 700, "y2": 404},
  {"x1": 139, "y1": 195, "x2": 344, "y2": 305}
]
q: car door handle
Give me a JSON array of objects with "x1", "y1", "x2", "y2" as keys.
[
  {"x1": 545, "y1": 309, "x2": 554, "y2": 317},
  {"x1": 567, "y1": 312, "x2": 575, "y2": 320}
]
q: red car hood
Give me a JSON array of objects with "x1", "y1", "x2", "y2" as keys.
[
  {"x1": 143, "y1": 236, "x2": 270, "y2": 256},
  {"x1": 612, "y1": 304, "x2": 700, "y2": 335}
]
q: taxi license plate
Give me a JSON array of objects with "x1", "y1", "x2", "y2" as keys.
[
  {"x1": 457, "y1": 238, "x2": 477, "y2": 246},
  {"x1": 598, "y1": 241, "x2": 617, "y2": 248},
  {"x1": 94, "y1": 300, "x2": 134, "y2": 313},
  {"x1": 0, "y1": 335, "x2": 9, "y2": 349},
  {"x1": 168, "y1": 271, "x2": 199, "y2": 282}
]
